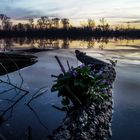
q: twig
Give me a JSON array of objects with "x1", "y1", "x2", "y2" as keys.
[
  {"x1": 51, "y1": 75, "x2": 58, "y2": 78},
  {"x1": 26, "y1": 104, "x2": 48, "y2": 130},
  {"x1": 0, "y1": 63, "x2": 11, "y2": 83},
  {"x1": 52, "y1": 105, "x2": 67, "y2": 112},
  {"x1": 26, "y1": 87, "x2": 48, "y2": 105},
  {"x1": 65, "y1": 85, "x2": 82, "y2": 105},
  {"x1": 0, "y1": 99, "x2": 15, "y2": 103},
  {"x1": 55, "y1": 56, "x2": 66, "y2": 74},
  {"x1": 3, "y1": 53, "x2": 24, "y2": 88},
  {"x1": 1, "y1": 90, "x2": 28, "y2": 116},
  {"x1": 5, "y1": 107, "x2": 13, "y2": 121},
  {"x1": 0, "y1": 79, "x2": 28, "y2": 93},
  {"x1": 0, "y1": 88, "x2": 14, "y2": 95},
  {"x1": 67, "y1": 60, "x2": 71, "y2": 71}
]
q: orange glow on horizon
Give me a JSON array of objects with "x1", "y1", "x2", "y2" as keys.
[{"x1": 11, "y1": 18, "x2": 140, "y2": 29}]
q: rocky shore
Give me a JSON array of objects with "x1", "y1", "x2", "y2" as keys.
[{"x1": 49, "y1": 51, "x2": 116, "y2": 140}]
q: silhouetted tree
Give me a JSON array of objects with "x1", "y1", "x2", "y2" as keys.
[
  {"x1": 127, "y1": 22, "x2": 130, "y2": 29},
  {"x1": 4, "y1": 19, "x2": 12, "y2": 30},
  {"x1": 37, "y1": 16, "x2": 51, "y2": 29},
  {"x1": 61, "y1": 18, "x2": 69, "y2": 29},
  {"x1": 99, "y1": 18, "x2": 107, "y2": 30},
  {"x1": 17, "y1": 23, "x2": 25, "y2": 31},
  {"x1": 0, "y1": 14, "x2": 11, "y2": 30},
  {"x1": 87, "y1": 19, "x2": 96, "y2": 29},
  {"x1": 24, "y1": 23, "x2": 31, "y2": 31},
  {"x1": 0, "y1": 15, "x2": 139, "y2": 39},
  {"x1": 52, "y1": 18, "x2": 60, "y2": 28},
  {"x1": 28, "y1": 18, "x2": 34, "y2": 29},
  {"x1": 37, "y1": 19, "x2": 43, "y2": 29},
  {"x1": 104, "y1": 23, "x2": 110, "y2": 31},
  {"x1": 0, "y1": 14, "x2": 6, "y2": 29}
]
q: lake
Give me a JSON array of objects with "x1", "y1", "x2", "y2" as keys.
[{"x1": 0, "y1": 38, "x2": 140, "y2": 140}]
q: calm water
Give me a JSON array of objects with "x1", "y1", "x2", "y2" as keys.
[{"x1": 0, "y1": 38, "x2": 140, "y2": 140}]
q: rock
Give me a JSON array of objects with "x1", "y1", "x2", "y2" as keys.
[{"x1": 49, "y1": 51, "x2": 116, "y2": 140}]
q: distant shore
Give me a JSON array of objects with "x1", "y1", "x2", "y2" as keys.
[{"x1": 0, "y1": 28, "x2": 140, "y2": 39}]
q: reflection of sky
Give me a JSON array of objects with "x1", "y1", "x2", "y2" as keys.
[{"x1": 0, "y1": 0, "x2": 140, "y2": 21}]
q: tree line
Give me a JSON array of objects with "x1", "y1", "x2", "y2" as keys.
[{"x1": 0, "y1": 14, "x2": 140, "y2": 39}]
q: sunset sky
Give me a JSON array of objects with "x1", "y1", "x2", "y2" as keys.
[{"x1": 0, "y1": 0, "x2": 140, "y2": 25}]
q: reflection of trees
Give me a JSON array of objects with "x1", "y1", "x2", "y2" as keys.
[
  {"x1": 98, "y1": 38, "x2": 109, "y2": 49},
  {"x1": 35, "y1": 39, "x2": 60, "y2": 49},
  {"x1": 0, "y1": 39, "x2": 61, "y2": 49},
  {"x1": 61, "y1": 39, "x2": 69, "y2": 49},
  {"x1": 79, "y1": 42, "x2": 84, "y2": 48},
  {"x1": 87, "y1": 41, "x2": 95, "y2": 48},
  {"x1": 0, "y1": 38, "x2": 137, "y2": 51},
  {"x1": 0, "y1": 39, "x2": 13, "y2": 51},
  {"x1": 53, "y1": 40, "x2": 59, "y2": 48},
  {"x1": 18, "y1": 38, "x2": 26, "y2": 46},
  {"x1": 98, "y1": 44, "x2": 104, "y2": 50}
]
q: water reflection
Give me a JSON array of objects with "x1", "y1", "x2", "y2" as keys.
[
  {"x1": 0, "y1": 38, "x2": 140, "y2": 139},
  {"x1": 0, "y1": 38, "x2": 139, "y2": 51},
  {"x1": 0, "y1": 38, "x2": 139, "y2": 65}
]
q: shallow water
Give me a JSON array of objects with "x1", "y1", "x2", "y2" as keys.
[
  {"x1": 0, "y1": 38, "x2": 140, "y2": 140},
  {"x1": 109, "y1": 64, "x2": 140, "y2": 140}
]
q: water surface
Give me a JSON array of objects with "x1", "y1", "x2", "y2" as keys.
[{"x1": 0, "y1": 38, "x2": 140, "y2": 140}]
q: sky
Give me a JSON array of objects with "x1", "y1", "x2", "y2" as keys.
[{"x1": 0, "y1": 0, "x2": 140, "y2": 24}]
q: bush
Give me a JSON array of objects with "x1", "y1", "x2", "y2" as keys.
[{"x1": 51, "y1": 63, "x2": 109, "y2": 109}]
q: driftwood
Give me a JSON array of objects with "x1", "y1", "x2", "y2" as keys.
[{"x1": 75, "y1": 50, "x2": 108, "y2": 66}]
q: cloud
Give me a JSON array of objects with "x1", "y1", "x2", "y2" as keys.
[
  {"x1": 0, "y1": 0, "x2": 140, "y2": 21},
  {"x1": 0, "y1": 7, "x2": 42, "y2": 19},
  {"x1": 122, "y1": 20, "x2": 140, "y2": 23}
]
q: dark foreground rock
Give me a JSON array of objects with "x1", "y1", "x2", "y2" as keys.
[
  {"x1": 0, "y1": 52, "x2": 37, "y2": 75},
  {"x1": 49, "y1": 51, "x2": 116, "y2": 140}
]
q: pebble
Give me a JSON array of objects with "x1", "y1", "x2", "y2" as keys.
[{"x1": 49, "y1": 63, "x2": 116, "y2": 140}]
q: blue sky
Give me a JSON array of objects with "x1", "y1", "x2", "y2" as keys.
[{"x1": 0, "y1": 0, "x2": 140, "y2": 22}]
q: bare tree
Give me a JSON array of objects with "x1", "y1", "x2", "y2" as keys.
[
  {"x1": 37, "y1": 16, "x2": 50, "y2": 29},
  {"x1": 37, "y1": 18, "x2": 43, "y2": 29},
  {"x1": 87, "y1": 19, "x2": 96, "y2": 29},
  {"x1": 17, "y1": 23, "x2": 25, "y2": 31},
  {"x1": 61, "y1": 18, "x2": 69, "y2": 29},
  {"x1": 99, "y1": 18, "x2": 107, "y2": 30},
  {"x1": 52, "y1": 18, "x2": 60, "y2": 28},
  {"x1": 0, "y1": 14, "x2": 11, "y2": 30},
  {"x1": 28, "y1": 18, "x2": 34, "y2": 29}
]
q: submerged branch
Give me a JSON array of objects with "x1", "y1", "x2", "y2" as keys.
[
  {"x1": 55, "y1": 56, "x2": 66, "y2": 74},
  {"x1": 26, "y1": 104, "x2": 48, "y2": 130}
]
